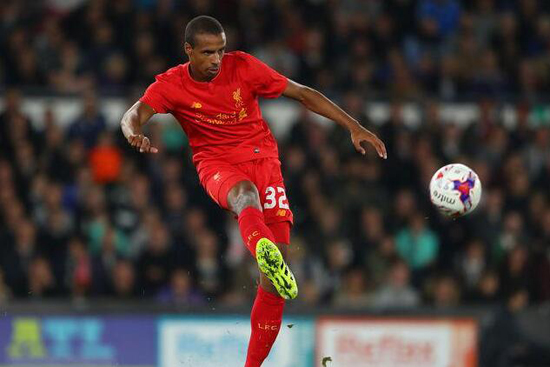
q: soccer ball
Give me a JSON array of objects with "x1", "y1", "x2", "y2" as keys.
[{"x1": 429, "y1": 163, "x2": 482, "y2": 217}]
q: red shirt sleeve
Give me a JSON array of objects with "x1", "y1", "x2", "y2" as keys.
[
  {"x1": 139, "y1": 79, "x2": 174, "y2": 114},
  {"x1": 242, "y1": 53, "x2": 288, "y2": 99}
]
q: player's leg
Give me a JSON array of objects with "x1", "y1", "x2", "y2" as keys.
[
  {"x1": 198, "y1": 163, "x2": 271, "y2": 256},
  {"x1": 199, "y1": 164, "x2": 296, "y2": 298},
  {"x1": 227, "y1": 180, "x2": 275, "y2": 254},
  {"x1": 245, "y1": 221, "x2": 291, "y2": 367},
  {"x1": 227, "y1": 180, "x2": 297, "y2": 300},
  {"x1": 200, "y1": 164, "x2": 296, "y2": 367}
]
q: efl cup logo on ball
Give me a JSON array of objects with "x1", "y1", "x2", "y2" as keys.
[{"x1": 429, "y1": 163, "x2": 482, "y2": 217}]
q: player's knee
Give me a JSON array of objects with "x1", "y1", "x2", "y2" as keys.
[
  {"x1": 228, "y1": 181, "x2": 262, "y2": 213},
  {"x1": 238, "y1": 190, "x2": 261, "y2": 210}
]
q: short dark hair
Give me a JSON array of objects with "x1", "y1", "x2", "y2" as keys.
[{"x1": 185, "y1": 16, "x2": 224, "y2": 47}]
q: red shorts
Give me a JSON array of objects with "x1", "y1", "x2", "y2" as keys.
[{"x1": 197, "y1": 158, "x2": 293, "y2": 244}]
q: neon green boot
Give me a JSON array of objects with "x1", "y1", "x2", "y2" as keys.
[{"x1": 255, "y1": 238, "x2": 298, "y2": 300}]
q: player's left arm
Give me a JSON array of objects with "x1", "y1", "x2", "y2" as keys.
[{"x1": 282, "y1": 79, "x2": 387, "y2": 159}]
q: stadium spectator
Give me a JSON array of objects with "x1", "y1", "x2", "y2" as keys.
[
  {"x1": 193, "y1": 230, "x2": 228, "y2": 300},
  {"x1": 64, "y1": 236, "x2": 92, "y2": 297},
  {"x1": 89, "y1": 131, "x2": 123, "y2": 184},
  {"x1": 136, "y1": 221, "x2": 174, "y2": 297},
  {"x1": 111, "y1": 259, "x2": 137, "y2": 298},
  {"x1": 429, "y1": 274, "x2": 461, "y2": 308},
  {"x1": 157, "y1": 268, "x2": 204, "y2": 306},
  {"x1": 365, "y1": 236, "x2": 399, "y2": 288},
  {"x1": 27, "y1": 257, "x2": 59, "y2": 298},
  {"x1": 0, "y1": 270, "x2": 11, "y2": 304},
  {"x1": 372, "y1": 259, "x2": 420, "y2": 309},
  {"x1": 322, "y1": 238, "x2": 354, "y2": 301},
  {"x1": 467, "y1": 269, "x2": 501, "y2": 305},
  {"x1": 66, "y1": 90, "x2": 106, "y2": 149},
  {"x1": 90, "y1": 226, "x2": 123, "y2": 295},
  {"x1": 395, "y1": 213, "x2": 439, "y2": 282},
  {"x1": 455, "y1": 239, "x2": 487, "y2": 291},
  {"x1": 333, "y1": 267, "x2": 372, "y2": 309},
  {"x1": 481, "y1": 287, "x2": 550, "y2": 367}
]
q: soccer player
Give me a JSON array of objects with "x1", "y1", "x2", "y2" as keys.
[{"x1": 121, "y1": 15, "x2": 386, "y2": 367}]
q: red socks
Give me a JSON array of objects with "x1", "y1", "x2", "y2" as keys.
[
  {"x1": 238, "y1": 207, "x2": 276, "y2": 256},
  {"x1": 245, "y1": 286, "x2": 285, "y2": 367},
  {"x1": 239, "y1": 207, "x2": 285, "y2": 366}
]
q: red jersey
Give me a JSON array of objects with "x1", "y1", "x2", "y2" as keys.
[{"x1": 140, "y1": 51, "x2": 288, "y2": 169}]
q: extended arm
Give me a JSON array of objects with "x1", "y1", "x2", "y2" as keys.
[
  {"x1": 120, "y1": 101, "x2": 158, "y2": 153},
  {"x1": 282, "y1": 80, "x2": 387, "y2": 159}
]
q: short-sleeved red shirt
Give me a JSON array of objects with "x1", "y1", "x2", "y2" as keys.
[{"x1": 139, "y1": 51, "x2": 288, "y2": 169}]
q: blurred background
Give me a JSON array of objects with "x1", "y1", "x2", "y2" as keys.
[{"x1": 1, "y1": 0, "x2": 550, "y2": 366}]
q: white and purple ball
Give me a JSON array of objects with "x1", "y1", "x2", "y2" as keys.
[{"x1": 429, "y1": 163, "x2": 482, "y2": 217}]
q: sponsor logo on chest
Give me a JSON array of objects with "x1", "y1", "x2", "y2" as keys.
[{"x1": 191, "y1": 88, "x2": 248, "y2": 125}]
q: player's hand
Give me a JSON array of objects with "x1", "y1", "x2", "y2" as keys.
[
  {"x1": 127, "y1": 133, "x2": 158, "y2": 154},
  {"x1": 350, "y1": 126, "x2": 387, "y2": 159}
]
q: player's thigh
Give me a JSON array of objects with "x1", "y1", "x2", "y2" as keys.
[
  {"x1": 255, "y1": 159, "x2": 294, "y2": 227},
  {"x1": 198, "y1": 162, "x2": 250, "y2": 210}
]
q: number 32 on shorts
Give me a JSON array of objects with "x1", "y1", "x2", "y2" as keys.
[{"x1": 263, "y1": 187, "x2": 289, "y2": 210}]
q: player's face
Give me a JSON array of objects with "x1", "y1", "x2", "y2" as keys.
[{"x1": 185, "y1": 32, "x2": 226, "y2": 81}]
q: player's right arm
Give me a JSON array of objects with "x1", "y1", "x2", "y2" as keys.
[{"x1": 120, "y1": 101, "x2": 158, "y2": 153}]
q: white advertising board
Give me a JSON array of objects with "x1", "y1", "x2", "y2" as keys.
[{"x1": 159, "y1": 316, "x2": 314, "y2": 367}]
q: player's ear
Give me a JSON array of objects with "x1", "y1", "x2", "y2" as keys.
[{"x1": 184, "y1": 42, "x2": 193, "y2": 57}]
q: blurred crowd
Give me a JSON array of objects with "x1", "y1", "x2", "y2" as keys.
[
  {"x1": 0, "y1": 0, "x2": 549, "y2": 311},
  {"x1": 2, "y1": 0, "x2": 550, "y2": 100},
  {"x1": 1, "y1": 89, "x2": 550, "y2": 310}
]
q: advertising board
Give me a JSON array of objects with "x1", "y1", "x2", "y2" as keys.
[
  {"x1": 316, "y1": 317, "x2": 477, "y2": 367},
  {"x1": 0, "y1": 316, "x2": 157, "y2": 367},
  {"x1": 158, "y1": 316, "x2": 314, "y2": 367}
]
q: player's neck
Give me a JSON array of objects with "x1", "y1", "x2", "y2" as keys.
[{"x1": 189, "y1": 64, "x2": 214, "y2": 82}]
